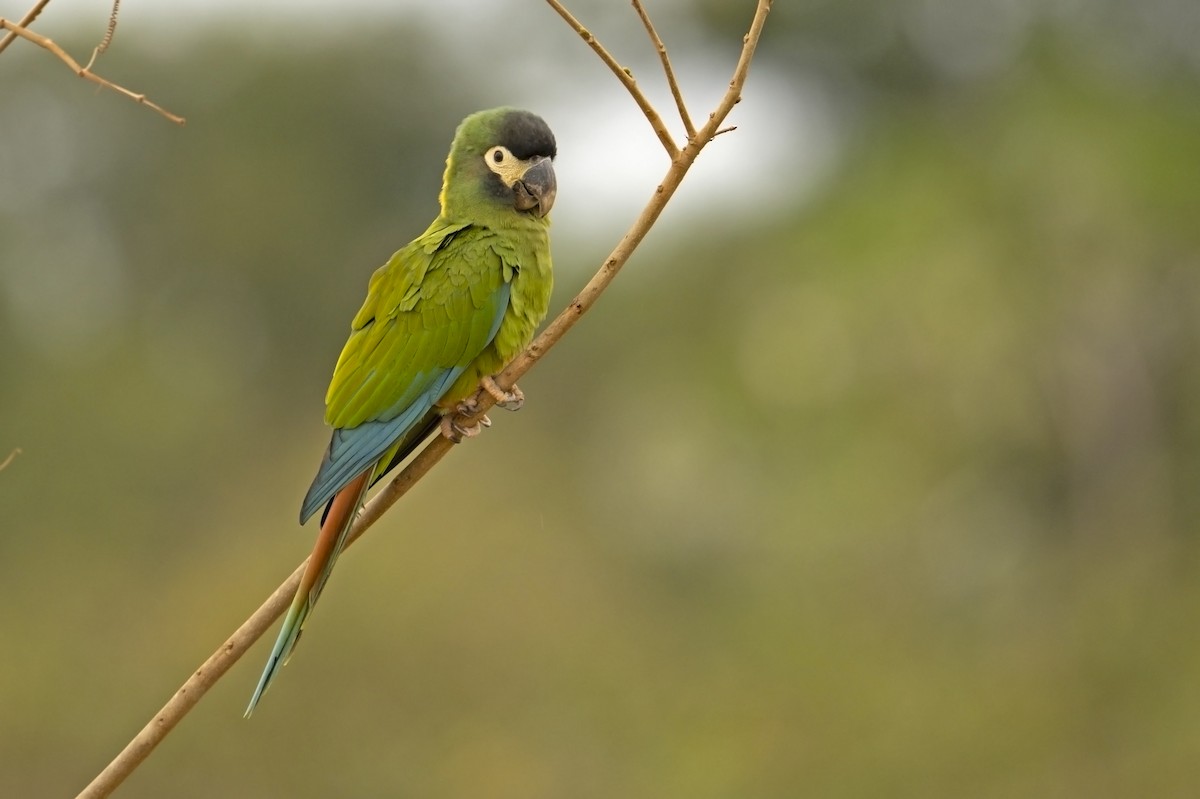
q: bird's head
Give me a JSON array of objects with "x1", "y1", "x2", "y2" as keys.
[{"x1": 440, "y1": 107, "x2": 557, "y2": 222}]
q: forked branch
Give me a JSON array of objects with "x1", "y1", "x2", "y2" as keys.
[
  {"x1": 542, "y1": 0, "x2": 680, "y2": 159},
  {"x1": 76, "y1": 2, "x2": 771, "y2": 796},
  {"x1": 0, "y1": 0, "x2": 49, "y2": 55},
  {"x1": 0, "y1": 8, "x2": 184, "y2": 125},
  {"x1": 632, "y1": 0, "x2": 696, "y2": 140}
]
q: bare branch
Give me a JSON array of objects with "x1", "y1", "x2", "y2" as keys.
[
  {"x1": 77, "y1": 2, "x2": 771, "y2": 796},
  {"x1": 692, "y1": 1, "x2": 771, "y2": 147},
  {"x1": 0, "y1": 16, "x2": 185, "y2": 126},
  {"x1": 75, "y1": 439, "x2": 452, "y2": 799},
  {"x1": 76, "y1": 561, "x2": 303, "y2": 799},
  {"x1": 631, "y1": 0, "x2": 696, "y2": 140},
  {"x1": 542, "y1": 0, "x2": 680, "y2": 159},
  {"x1": 0, "y1": 0, "x2": 50, "y2": 56}
]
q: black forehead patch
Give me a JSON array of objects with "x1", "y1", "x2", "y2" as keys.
[{"x1": 498, "y1": 110, "x2": 557, "y2": 160}]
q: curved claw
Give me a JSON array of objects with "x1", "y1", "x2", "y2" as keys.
[
  {"x1": 440, "y1": 412, "x2": 491, "y2": 443},
  {"x1": 456, "y1": 394, "x2": 482, "y2": 417},
  {"x1": 481, "y1": 376, "x2": 525, "y2": 411}
]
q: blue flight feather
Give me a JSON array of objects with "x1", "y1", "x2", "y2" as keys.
[{"x1": 297, "y1": 282, "x2": 512, "y2": 524}]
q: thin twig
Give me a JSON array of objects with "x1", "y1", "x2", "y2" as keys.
[
  {"x1": 76, "y1": 439, "x2": 451, "y2": 799},
  {"x1": 631, "y1": 0, "x2": 695, "y2": 140},
  {"x1": 76, "y1": 563, "x2": 303, "y2": 799},
  {"x1": 84, "y1": 0, "x2": 121, "y2": 71},
  {"x1": 0, "y1": 17, "x2": 184, "y2": 125},
  {"x1": 0, "y1": 0, "x2": 50, "y2": 56},
  {"x1": 542, "y1": 0, "x2": 680, "y2": 160},
  {"x1": 703, "y1": 2, "x2": 770, "y2": 142},
  {"x1": 77, "y1": 2, "x2": 771, "y2": 796},
  {"x1": 0, "y1": 448, "x2": 21, "y2": 472}
]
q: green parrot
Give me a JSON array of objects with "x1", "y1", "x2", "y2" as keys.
[{"x1": 246, "y1": 108, "x2": 557, "y2": 715}]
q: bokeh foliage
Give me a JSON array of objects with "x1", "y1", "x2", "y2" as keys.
[{"x1": 2, "y1": 3, "x2": 1199, "y2": 797}]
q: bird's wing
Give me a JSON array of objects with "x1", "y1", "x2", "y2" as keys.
[{"x1": 299, "y1": 222, "x2": 513, "y2": 523}]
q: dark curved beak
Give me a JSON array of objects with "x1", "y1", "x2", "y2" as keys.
[{"x1": 513, "y1": 156, "x2": 556, "y2": 217}]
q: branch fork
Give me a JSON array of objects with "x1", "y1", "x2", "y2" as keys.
[{"x1": 0, "y1": 0, "x2": 184, "y2": 125}]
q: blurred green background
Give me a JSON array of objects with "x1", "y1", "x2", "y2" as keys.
[{"x1": 3, "y1": 0, "x2": 1200, "y2": 796}]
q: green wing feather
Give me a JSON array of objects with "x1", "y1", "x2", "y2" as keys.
[
  {"x1": 326, "y1": 221, "x2": 509, "y2": 427},
  {"x1": 299, "y1": 220, "x2": 519, "y2": 523}
]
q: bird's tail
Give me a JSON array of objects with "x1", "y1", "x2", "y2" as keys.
[{"x1": 245, "y1": 468, "x2": 372, "y2": 716}]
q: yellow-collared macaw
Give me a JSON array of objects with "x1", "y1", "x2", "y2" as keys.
[{"x1": 246, "y1": 108, "x2": 556, "y2": 714}]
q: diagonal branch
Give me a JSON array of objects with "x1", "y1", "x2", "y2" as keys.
[
  {"x1": 542, "y1": 0, "x2": 680, "y2": 159},
  {"x1": 0, "y1": 16, "x2": 184, "y2": 125},
  {"x1": 695, "y1": 0, "x2": 770, "y2": 146},
  {"x1": 0, "y1": 0, "x2": 49, "y2": 56},
  {"x1": 76, "y1": 2, "x2": 771, "y2": 797},
  {"x1": 632, "y1": 0, "x2": 696, "y2": 140}
]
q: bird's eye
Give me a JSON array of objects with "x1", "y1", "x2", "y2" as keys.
[{"x1": 484, "y1": 146, "x2": 516, "y2": 178}]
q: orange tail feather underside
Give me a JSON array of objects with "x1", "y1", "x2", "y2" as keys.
[{"x1": 245, "y1": 469, "x2": 371, "y2": 715}]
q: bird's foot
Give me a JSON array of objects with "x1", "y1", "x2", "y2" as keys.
[
  {"x1": 480, "y1": 375, "x2": 525, "y2": 411},
  {"x1": 440, "y1": 410, "x2": 491, "y2": 443},
  {"x1": 439, "y1": 377, "x2": 521, "y2": 443}
]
